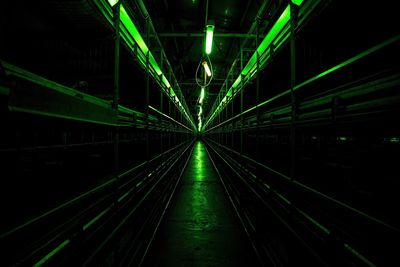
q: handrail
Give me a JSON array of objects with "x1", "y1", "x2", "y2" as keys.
[
  {"x1": 206, "y1": 138, "x2": 400, "y2": 234},
  {"x1": 148, "y1": 105, "x2": 192, "y2": 132},
  {"x1": 205, "y1": 34, "x2": 400, "y2": 132},
  {"x1": 0, "y1": 141, "x2": 189, "y2": 239}
]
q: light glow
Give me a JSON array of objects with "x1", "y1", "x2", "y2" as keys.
[
  {"x1": 198, "y1": 118, "x2": 202, "y2": 132},
  {"x1": 202, "y1": 61, "x2": 212, "y2": 77},
  {"x1": 199, "y1": 87, "x2": 205, "y2": 104},
  {"x1": 291, "y1": 0, "x2": 304, "y2": 6},
  {"x1": 205, "y1": 23, "x2": 214, "y2": 55},
  {"x1": 107, "y1": 0, "x2": 119, "y2": 7}
]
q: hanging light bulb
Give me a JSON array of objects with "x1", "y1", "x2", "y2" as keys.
[{"x1": 202, "y1": 61, "x2": 212, "y2": 77}]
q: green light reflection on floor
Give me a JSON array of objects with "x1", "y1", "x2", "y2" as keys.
[
  {"x1": 193, "y1": 141, "x2": 207, "y2": 181},
  {"x1": 190, "y1": 142, "x2": 217, "y2": 233}
]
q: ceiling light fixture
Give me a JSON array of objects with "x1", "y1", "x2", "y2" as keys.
[{"x1": 205, "y1": 21, "x2": 215, "y2": 55}]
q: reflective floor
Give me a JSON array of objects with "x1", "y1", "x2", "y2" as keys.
[{"x1": 144, "y1": 141, "x2": 257, "y2": 266}]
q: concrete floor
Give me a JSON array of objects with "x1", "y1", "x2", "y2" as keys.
[{"x1": 144, "y1": 141, "x2": 258, "y2": 267}]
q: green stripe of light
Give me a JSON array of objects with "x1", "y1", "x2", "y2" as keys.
[
  {"x1": 34, "y1": 239, "x2": 70, "y2": 267},
  {"x1": 198, "y1": 118, "x2": 202, "y2": 132},
  {"x1": 291, "y1": 0, "x2": 304, "y2": 6},
  {"x1": 205, "y1": 24, "x2": 214, "y2": 54},
  {"x1": 83, "y1": 207, "x2": 111, "y2": 231},
  {"x1": 242, "y1": 5, "x2": 290, "y2": 76},
  {"x1": 107, "y1": 0, "x2": 119, "y2": 7},
  {"x1": 120, "y1": 5, "x2": 149, "y2": 54},
  {"x1": 199, "y1": 87, "x2": 205, "y2": 104},
  {"x1": 344, "y1": 243, "x2": 376, "y2": 267}
]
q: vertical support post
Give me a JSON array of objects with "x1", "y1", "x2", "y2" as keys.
[
  {"x1": 256, "y1": 16, "x2": 260, "y2": 161},
  {"x1": 113, "y1": 2, "x2": 120, "y2": 174},
  {"x1": 218, "y1": 95, "x2": 221, "y2": 144},
  {"x1": 145, "y1": 17, "x2": 150, "y2": 160},
  {"x1": 231, "y1": 95, "x2": 234, "y2": 148},
  {"x1": 290, "y1": 2, "x2": 297, "y2": 179},
  {"x1": 160, "y1": 52, "x2": 164, "y2": 153},
  {"x1": 225, "y1": 100, "x2": 228, "y2": 145},
  {"x1": 160, "y1": 90, "x2": 163, "y2": 153},
  {"x1": 112, "y1": 3, "x2": 120, "y2": 264},
  {"x1": 173, "y1": 102, "x2": 177, "y2": 146},
  {"x1": 168, "y1": 97, "x2": 171, "y2": 149},
  {"x1": 180, "y1": 107, "x2": 183, "y2": 143},
  {"x1": 240, "y1": 46, "x2": 244, "y2": 156}
]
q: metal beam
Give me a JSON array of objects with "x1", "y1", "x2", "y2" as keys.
[{"x1": 158, "y1": 33, "x2": 262, "y2": 38}]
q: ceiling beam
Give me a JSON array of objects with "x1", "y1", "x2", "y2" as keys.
[{"x1": 158, "y1": 33, "x2": 262, "y2": 38}]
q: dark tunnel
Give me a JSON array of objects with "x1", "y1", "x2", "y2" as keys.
[{"x1": 1, "y1": 0, "x2": 399, "y2": 266}]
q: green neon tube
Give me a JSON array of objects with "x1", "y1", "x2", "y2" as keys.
[
  {"x1": 34, "y1": 239, "x2": 70, "y2": 266},
  {"x1": 107, "y1": 0, "x2": 119, "y2": 7},
  {"x1": 205, "y1": 24, "x2": 214, "y2": 55},
  {"x1": 291, "y1": 0, "x2": 304, "y2": 6},
  {"x1": 199, "y1": 87, "x2": 205, "y2": 104},
  {"x1": 242, "y1": 5, "x2": 290, "y2": 76},
  {"x1": 162, "y1": 75, "x2": 171, "y2": 88},
  {"x1": 120, "y1": 6, "x2": 149, "y2": 54},
  {"x1": 120, "y1": 5, "x2": 172, "y2": 91},
  {"x1": 113, "y1": 2, "x2": 193, "y2": 126},
  {"x1": 198, "y1": 106, "x2": 202, "y2": 116}
]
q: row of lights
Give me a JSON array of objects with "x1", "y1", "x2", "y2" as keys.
[{"x1": 198, "y1": 20, "x2": 214, "y2": 133}]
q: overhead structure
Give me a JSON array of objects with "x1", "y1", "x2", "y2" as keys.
[
  {"x1": 101, "y1": 0, "x2": 196, "y2": 130},
  {"x1": 203, "y1": 0, "x2": 306, "y2": 130}
]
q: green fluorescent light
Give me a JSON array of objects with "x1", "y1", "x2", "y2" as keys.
[
  {"x1": 231, "y1": 75, "x2": 242, "y2": 90},
  {"x1": 113, "y1": 3, "x2": 193, "y2": 127},
  {"x1": 205, "y1": 23, "x2": 215, "y2": 55},
  {"x1": 162, "y1": 75, "x2": 171, "y2": 88},
  {"x1": 107, "y1": 0, "x2": 119, "y2": 7},
  {"x1": 120, "y1": 6, "x2": 149, "y2": 54},
  {"x1": 202, "y1": 61, "x2": 212, "y2": 77},
  {"x1": 199, "y1": 87, "x2": 205, "y2": 104},
  {"x1": 83, "y1": 207, "x2": 111, "y2": 231},
  {"x1": 390, "y1": 137, "x2": 399, "y2": 143},
  {"x1": 291, "y1": 0, "x2": 304, "y2": 6},
  {"x1": 120, "y1": 4, "x2": 175, "y2": 94},
  {"x1": 198, "y1": 106, "x2": 202, "y2": 116},
  {"x1": 149, "y1": 53, "x2": 162, "y2": 76},
  {"x1": 242, "y1": 5, "x2": 290, "y2": 76},
  {"x1": 34, "y1": 239, "x2": 70, "y2": 267}
]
